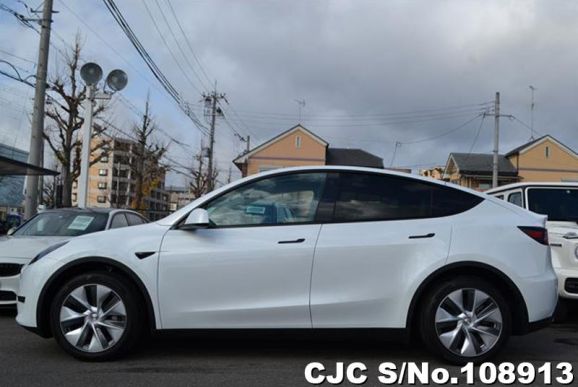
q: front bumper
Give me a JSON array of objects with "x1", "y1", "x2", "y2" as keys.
[
  {"x1": 16, "y1": 258, "x2": 57, "y2": 335},
  {"x1": 0, "y1": 258, "x2": 28, "y2": 306}
]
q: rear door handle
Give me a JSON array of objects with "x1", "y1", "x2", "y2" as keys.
[
  {"x1": 408, "y1": 233, "x2": 435, "y2": 239},
  {"x1": 278, "y1": 238, "x2": 305, "y2": 244}
]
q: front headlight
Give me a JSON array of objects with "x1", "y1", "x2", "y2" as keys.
[{"x1": 29, "y1": 241, "x2": 69, "y2": 265}]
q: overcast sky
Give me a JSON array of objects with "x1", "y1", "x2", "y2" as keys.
[{"x1": 1, "y1": 0, "x2": 578, "y2": 185}]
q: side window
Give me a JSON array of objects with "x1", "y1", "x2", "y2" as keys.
[
  {"x1": 126, "y1": 213, "x2": 147, "y2": 226},
  {"x1": 507, "y1": 192, "x2": 523, "y2": 207},
  {"x1": 495, "y1": 195, "x2": 504, "y2": 200},
  {"x1": 109, "y1": 213, "x2": 128, "y2": 229},
  {"x1": 204, "y1": 172, "x2": 327, "y2": 227},
  {"x1": 334, "y1": 172, "x2": 482, "y2": 222}
]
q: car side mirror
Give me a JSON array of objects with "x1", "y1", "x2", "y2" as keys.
[
  {"x1": 7, "y1": 227, "x2": 16, "y2": 236},
  {"x1": 180, "y1": 208, "x2": 210, "y2": 230}
]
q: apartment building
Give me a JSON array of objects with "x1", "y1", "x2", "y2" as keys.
[{"x1": 72, "y1": 136, "x2": 170, "y2": 220}]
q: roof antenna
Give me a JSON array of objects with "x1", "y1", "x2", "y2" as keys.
[
  {"x1": 529, "y1": 85, "x2": 536, "y2": 141},
  {"x1": 294, "y1": 99, "x2": 306, "y2": 123}
]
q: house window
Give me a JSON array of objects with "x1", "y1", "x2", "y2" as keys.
[
  {"x1": 72, "y1": 181, "x2": 77, "y2": 189},
  {"x1": 100, "y1": 154, "x2": 109, "y2": 162},
  {"x1": 97, "y1": 196, "x2": 106, "y2": 203},
  {"x1": 295, "y1": 135, "x2": 302, "y2": 148},
  {"x1": 98, "y1": 169, "x2": 108, "y2": 176},
  {"x1": 72, "y1": 193, "x2": 77, "y2": 202},
  {"x1": 545, "y1": 146, "x2": 550, "y2": 158},
  {"x1": 98, "y1": 182, "x2": 107, "y2": 190}
]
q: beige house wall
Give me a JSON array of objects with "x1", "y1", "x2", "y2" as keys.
[
  {"x1": 246, "y1": 128, "x2": 326, "y2": 175},
  {"x1": 511, "y1": 138, "x2": 578, "y2": 182}
]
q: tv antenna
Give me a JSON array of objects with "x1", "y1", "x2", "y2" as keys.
[{"x1": 294, "y1": 99, "x2": 306, "y2": 123}]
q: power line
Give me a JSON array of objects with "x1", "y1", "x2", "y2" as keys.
[
  {"x1": 141, "y1": 0, "x2": 204, "y2": 95},
  {"x1": 151, "y1": 0, "x2": 210, "y2": 92},
  {"x1": 57, "y1": 0, "x2": 167, "y2": 98},
  {"x1": 223, "y1": 101, "x2": 494, "y2": 120},
  {"x1": 400, "y1": 113, "x2": 485, "y2": 145},
  {"x1": 101, "y1": 0, "x2": 209, "y2": 135},
  {"x1": 165, "y1": 0, "x2": 213, "y2": 87}
]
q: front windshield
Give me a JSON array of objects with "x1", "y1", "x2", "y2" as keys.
[
  {"x1": 527, "y1": 188, "x2": 578, "y2": 222},
  {"x1": 13, "y1": 212, "x2": 108, "y2": 237}
]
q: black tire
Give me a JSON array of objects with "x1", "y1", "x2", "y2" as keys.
[
  {"x1": 49, "y1": 271, "x2": 144, "y2": 361},
  {"x1": 419, "y1": 276, "x2": 512, "y2": 365}
]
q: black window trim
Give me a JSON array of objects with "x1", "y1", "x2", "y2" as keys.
[
  {"x1": 326, "y1": 170, "x2": 484, "y2": 224},
  {"x1": 172, "y1": 169, "x2": 485, "y2": 230},
  {"x1": 109, "y1": 212, "x2": 129, "y2": 229}
]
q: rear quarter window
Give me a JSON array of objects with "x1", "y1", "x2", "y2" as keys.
[{"x1": 333, "y1": 172, "x2": 483, "y2": 222}]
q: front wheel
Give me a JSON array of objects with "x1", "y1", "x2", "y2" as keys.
[
  {"x1": 49, "y1": 271, "x2": 144, "y2": 361},
  {"x1": 419, "y1": 276, "x2": 511, "y2": 364}
]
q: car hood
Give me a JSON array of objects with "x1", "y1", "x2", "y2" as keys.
[{"x1": 0, "y1": 235, "x2": 70, "y2": 259}]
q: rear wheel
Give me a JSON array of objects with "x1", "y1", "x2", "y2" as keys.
[
  {"x1": 419, "y1": 276, "x2": 511, "y2": 364},
  {"x1": 49, "y1": 272, "x2": 144, "y2": 361}
]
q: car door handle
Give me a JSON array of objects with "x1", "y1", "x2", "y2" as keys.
[
  {"x1": 278, "y1": 238, "x2": 305, "y2": 244},
  {"x1": 408, "y1": 233, "x2": 435, "y2": 239}
]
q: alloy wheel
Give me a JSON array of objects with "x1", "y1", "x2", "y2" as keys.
[
  {"x1": 434, "y1": 288, "x2": 503, "y2": 357},
  {"x1": 59, "y1": 284, "x2": 127, "y2": 353}
]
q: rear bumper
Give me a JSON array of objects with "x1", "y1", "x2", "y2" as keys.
[
  {"x1": 517, "y1": 269, "x2": 558, "y2": 326},
  {"x1": 555, "y1": 268, "x2": 578, "y2": 299}
]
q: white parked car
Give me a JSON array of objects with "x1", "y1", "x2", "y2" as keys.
[
  {"x1": 16, "y1": 167, "x2": 557, "y2": 364},
  {"x1": 487, "y1": 182, "x2": 578, "y2": 302},
  {"x1": 0, "y1": 208, "x2": 148, "y2": 306}
]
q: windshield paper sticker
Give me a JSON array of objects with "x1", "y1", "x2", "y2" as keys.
[{"x1": 67, "y1": 216, "x2": 95, "y2": 230}]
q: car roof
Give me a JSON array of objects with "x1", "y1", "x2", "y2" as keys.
[
  {"x1": 158, "y1": 165, "x2": 490, "y2": 227},
  {"x1": 486, "y1": 181, "x2": 578, "y2": 194}
]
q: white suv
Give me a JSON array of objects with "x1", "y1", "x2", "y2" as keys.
[
  {"x1": 16, "y1": 167, "x2": 557, "y2": 364},
  {"x1": 487, "y1": 182, "x2": 578, "y2": 301}
]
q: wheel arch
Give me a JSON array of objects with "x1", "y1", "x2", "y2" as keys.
[
  {"x1": 35, "y1": 257, "x2": 157, "y2": 338},
  {"x1": 406, "y1": 261, "x2": 530, "y2": 337}
]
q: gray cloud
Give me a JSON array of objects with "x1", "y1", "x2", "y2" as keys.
[{"x1": 1, "y1": 0, "x2": 578, "y2": 183}]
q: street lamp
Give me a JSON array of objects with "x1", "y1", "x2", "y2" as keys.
[{"x1": 77, "y1": 62, "x2": 127, "y2": 208}]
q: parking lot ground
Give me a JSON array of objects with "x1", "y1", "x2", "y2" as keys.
[{"x1": 0, "y1": 305, "x2": 577, "y2": 387}]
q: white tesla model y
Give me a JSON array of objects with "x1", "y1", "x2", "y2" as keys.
[{"x1": 16, "y1": 166, "x2": 557, "y2": 363}]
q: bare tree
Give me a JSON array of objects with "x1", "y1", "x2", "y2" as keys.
[
  {"x1": 189, "y1": 149, "x2": 218, "y2": 199},
  {"x1": 129, "y1": 97, "x2": 167, "y2": 212},
  {"x1": 43, "y1": 37, "x2": 110, "y2": 207}
]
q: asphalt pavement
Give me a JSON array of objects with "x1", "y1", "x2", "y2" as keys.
[{"x1": 0, "y1": 305, "x2": 577, "y2": 387}]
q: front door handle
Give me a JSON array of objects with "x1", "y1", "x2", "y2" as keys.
[
  {"x1": 408, "y1": 233, "x2": 435, "y2": 239},
  {"x1": 278, "y1": 238, "x2": 305, "y2": 244}
]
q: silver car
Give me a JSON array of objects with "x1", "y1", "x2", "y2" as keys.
[{"x1": 0, "y1": 208, "x2": 148, "y2": 306}]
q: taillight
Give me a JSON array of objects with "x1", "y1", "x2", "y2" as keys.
[{"x1": 518, "y1": 226, "x2": 549, "y2": 245}]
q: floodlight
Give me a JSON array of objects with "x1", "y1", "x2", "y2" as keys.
[
  {"x1": 80, "y1": 62, "x2": 103, "y2": 85},
  {"x1": 106, "y1": 69, "x2": 128, "y2": 92}
]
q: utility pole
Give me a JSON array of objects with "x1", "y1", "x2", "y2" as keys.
[
  {"x1": 492, "y1": 92, "x2": 500, "y2": 188},
  {"x1": 77, "y1": 85, "x2": 95, "y2": 208},
  {"x1": 203, "y1": 88, "x2": 226, "y2": 192},
  {"x1": 529, "y1": 85, "x2": 536, "y2": 140},
  {"x1": 24, "y1": 0, "x2": 53, "y2": 219}
]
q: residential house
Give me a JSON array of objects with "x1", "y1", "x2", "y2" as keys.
[
  {"x1": 233, "y1": 124, "x2": 384, "y2": 177},
  {"x1": 506, "y1": 135, "x2": 578, "y2": 183},
  {"x1": 440, "y1": 135, "x2": 578, "y2": 191},
  {"x1": 443, "y1": 153, "x2": 518, "y2": 191},
  {"x1": 420, "y1": 166, "x2": 445, "y2": 180}
]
